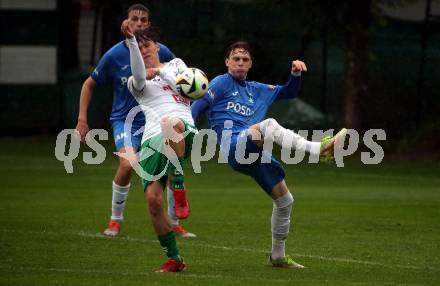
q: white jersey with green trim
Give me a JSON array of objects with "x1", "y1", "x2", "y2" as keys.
[{"x1": 127, "y1": 58, "x2": 194, "y2": 143}]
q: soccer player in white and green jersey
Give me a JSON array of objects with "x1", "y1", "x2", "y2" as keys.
[
  {"x1": 76, "y1": 3, "x2": 194, "y2": 238},
  {"x1": 122, "y1": 23, "x2": 197, "y2": 272}
]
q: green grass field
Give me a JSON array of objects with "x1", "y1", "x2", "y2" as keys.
[{"x1": 1, "y1": 136, "x2": 439, "y2": 285}]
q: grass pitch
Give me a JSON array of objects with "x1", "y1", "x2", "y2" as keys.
[{"x1": 1, "y1": 136, "x2": 439, "y2": 285}]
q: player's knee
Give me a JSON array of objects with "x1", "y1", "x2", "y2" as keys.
[
  {"x1": 260, "y1": 118, "x2": 280, "y2": 137},
  {"x1": 161, "y1": 117, "x2": 184, "y2": 142},
  {"x1": 147, "y1": 194, "x2": 163, "y2": 217},
  {"x1": 285, "y1": 192, "x2": 294, "y2": 206},
  {"x1": 162, "y1": 116, "x2": 184, "y2": 132},
  {"x1": 273, "y1": 191, "x2": 294, "y2": 208},
  {"x1": 262, "y1": 118, "x2": 278, "y2": 129},
  {"x1": 118, "y1": 158, "x2": 133, "y2": 174},
  {"x1": 160, "y1": 116, "x2": 170, "y2": 129},
  {"x1": 247, "y1": 128, "x2": 263, "y2": 142}
]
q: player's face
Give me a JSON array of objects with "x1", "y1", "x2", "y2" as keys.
[
  {"x1": 127, "y1": 10, "x2": 150, "y2": 32},
  {"x1": 138, "y1": 39, "x2": 160, "y2": 68},
  {"x1": 225, "y1": 49, "x2": 252, "y2": 80}
]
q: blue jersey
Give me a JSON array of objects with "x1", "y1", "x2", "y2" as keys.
[
  {"x1": 191, "y1": 72, "x2": 301, "y2": 141},
  {"x1": 91, "y1": 41, "x2": 174, "y2": 122}
]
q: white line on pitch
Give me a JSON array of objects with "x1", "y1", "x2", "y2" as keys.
[
  {"x1": 80, "y1": 232, "x2": 439, "y2": 272},
  {"x1": 2, "y1": 228, "x2": 438, "y2": 273}
]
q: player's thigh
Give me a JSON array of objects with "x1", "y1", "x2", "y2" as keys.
[
  {"x1": 229, "y1": 135, "x2": 286, "y2": 195},
  {"x1": 111, "y1": 119, "x2": 143, "y2": 152},
  {"x1": 227, "y1": 134, "x2": 260, "y2": 177},
  {"x1": 182, "y1": 120, "x2": 198, "y2": 159},
  {"x1": 139, "y1": 134, "x2": 168, "y2": 190},
  {"x1": 252, "y1": 156, "x2": 286, "y2": 196}
]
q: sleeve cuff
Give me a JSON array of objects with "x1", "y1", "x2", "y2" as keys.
[
  {"x1": 291, "y1": 71, "x2": 301, "y2": 77},
  {"x1": 127, "y1": 37, "x2": 137, "y2": 45}
]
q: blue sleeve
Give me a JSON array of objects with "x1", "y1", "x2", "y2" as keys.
[
  {"x1": 90, "y1": 52, "x2": 111, "y2": 85},
  {"x1": 158, "y1": 43, "x2": 175, "y2": 63},
  {"x1": 273, "y1": 74, "x2": 301, "y2": 101},
  {"x1": 206, "y1": 75, "x2": 227, "y2": 101},
  {"x1": 191, "y1": 96, "x2": 210, "y2": 121},
  {"x1": 191, "y1": 75, "x2": 227, "y2": 120}
]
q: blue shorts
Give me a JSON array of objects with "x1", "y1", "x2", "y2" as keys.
[
  {"x1": 111, "y1": 119, "x2": 144, "y2": 151},
  {"x1": 225, "y1": 132, "x2": 285, "y2": 195}
]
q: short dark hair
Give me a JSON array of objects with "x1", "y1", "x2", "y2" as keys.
[
  {"x1": 127, "y1": 3, "x2": 150, "y2": 16},
  {"x1": 224, "y1": 41, "x2": 253, "y2": 60},
  {"x1": 134, "y1": 27, "x2": 159, "y2": 44}
]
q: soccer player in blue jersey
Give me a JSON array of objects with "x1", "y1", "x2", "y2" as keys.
[
  {"x1": 191, "y1": 41, "x2": 347, "y2": 268},
  {"x1": 75, "y1": 3, "x2": 195, "y2": 238}
]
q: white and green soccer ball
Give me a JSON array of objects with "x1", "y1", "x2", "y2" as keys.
[{"x1": 176, "y1": 67, "x2": 209, "y2": 100}]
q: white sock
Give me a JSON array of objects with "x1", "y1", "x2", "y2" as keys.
[
  {"x1": 260, "y1": 118, "x2": 321, "y2": 155},
  {"x1": 111, "y1": 181, "x2": 130, "y2": 222},
  {"x1": 271, "y1": 192, "x2": 294, "y2": 260},
  {"x1": 167, "y1": 186, "x2": 179, "y2": 226},
  {"x1": 272, "y1": 238, "x2": 286, "y2": 260}
]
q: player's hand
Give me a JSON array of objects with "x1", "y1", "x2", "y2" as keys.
[
  {"x1": 121, "y1": 19, "x2": 134, "y2": 39},
  {"x1": 292, "y1": 60, "x2": 307, "y2": 73},
  {"x1": 146, "y1": 68, "x2": 160, "y2": 80},
  {"x1": 75, "y1": 120, "x2": 89, "y2": 143}
]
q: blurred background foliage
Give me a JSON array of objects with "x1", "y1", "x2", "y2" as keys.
[{"x1": 1, "y1": 0, "x2": 439, "y2": 158}]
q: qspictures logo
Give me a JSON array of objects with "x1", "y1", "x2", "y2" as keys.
[{"x1": 55, "y1": 106, "x2": 386, "y2": 180}]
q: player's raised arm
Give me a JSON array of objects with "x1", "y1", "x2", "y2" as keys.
[
  {"x1": 292, "y1": 60, "x2": 307, "y2": 74},
  {"x1": 127, "y1": 37, "x2": 147, "y2": 92},
  {"x1": 123, "y1": 20, "x2": 146, "y2": 93},
  {"x1": 274, "y1": 59, "x2": 308, "y2": 101}
]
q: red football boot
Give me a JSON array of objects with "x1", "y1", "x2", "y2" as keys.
[
  {"x1": 156, "y1": 258, "x2": 186, "y2": 273},
  {"x1": 173, "y1": 188, "x2": 190, "y2": 219},
  {"x1": 103, "y1": 220, "x2": 121, "y2": 237}
]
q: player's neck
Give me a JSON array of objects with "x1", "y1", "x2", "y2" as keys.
[{"x1": 229, "y1": 72, "x2": 247, "y2": 81}]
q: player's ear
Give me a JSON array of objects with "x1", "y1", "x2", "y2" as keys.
[
  {"x1": 225, "y1": 58, "x2": 229, "y2": 68},
  {"x1": 155, "y1": 43, "x2": 160, "y2": 52}
]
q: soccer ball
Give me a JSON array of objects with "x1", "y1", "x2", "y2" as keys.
[{"x1": 175, "y1": 67, "x2": 209, "y2": 100}]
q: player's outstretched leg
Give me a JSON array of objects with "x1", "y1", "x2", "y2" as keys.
[
  {"x1": 319, "y1": 128, "x2": 348, "y2": 162},
  {"x1": 257, "y1": 119, "x2": 348, "y2": 163},
  {"x1": 258, "y1": 118, "x2": 322, "y2": 155},
  {"x1": 161, "y1": 116, "x2": 190, "y2": 220},
  {"x1": 166, "y1": 186, "x2": 197, "y2": 238},
  {"x1": 269, "y1": 181, "x2": 305, "y2": 269}
]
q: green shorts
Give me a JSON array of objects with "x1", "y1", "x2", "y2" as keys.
[{"x1": 139, "y1": 120, "x2": 197, "y2": 190}]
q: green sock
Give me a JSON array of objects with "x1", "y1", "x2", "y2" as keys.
[
  {"x1": 169, "y1": 157, "x2": 185, "y2": 189},
  {"x1": 158, "y1": 231, "x2": 181, "y2": 261}
]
